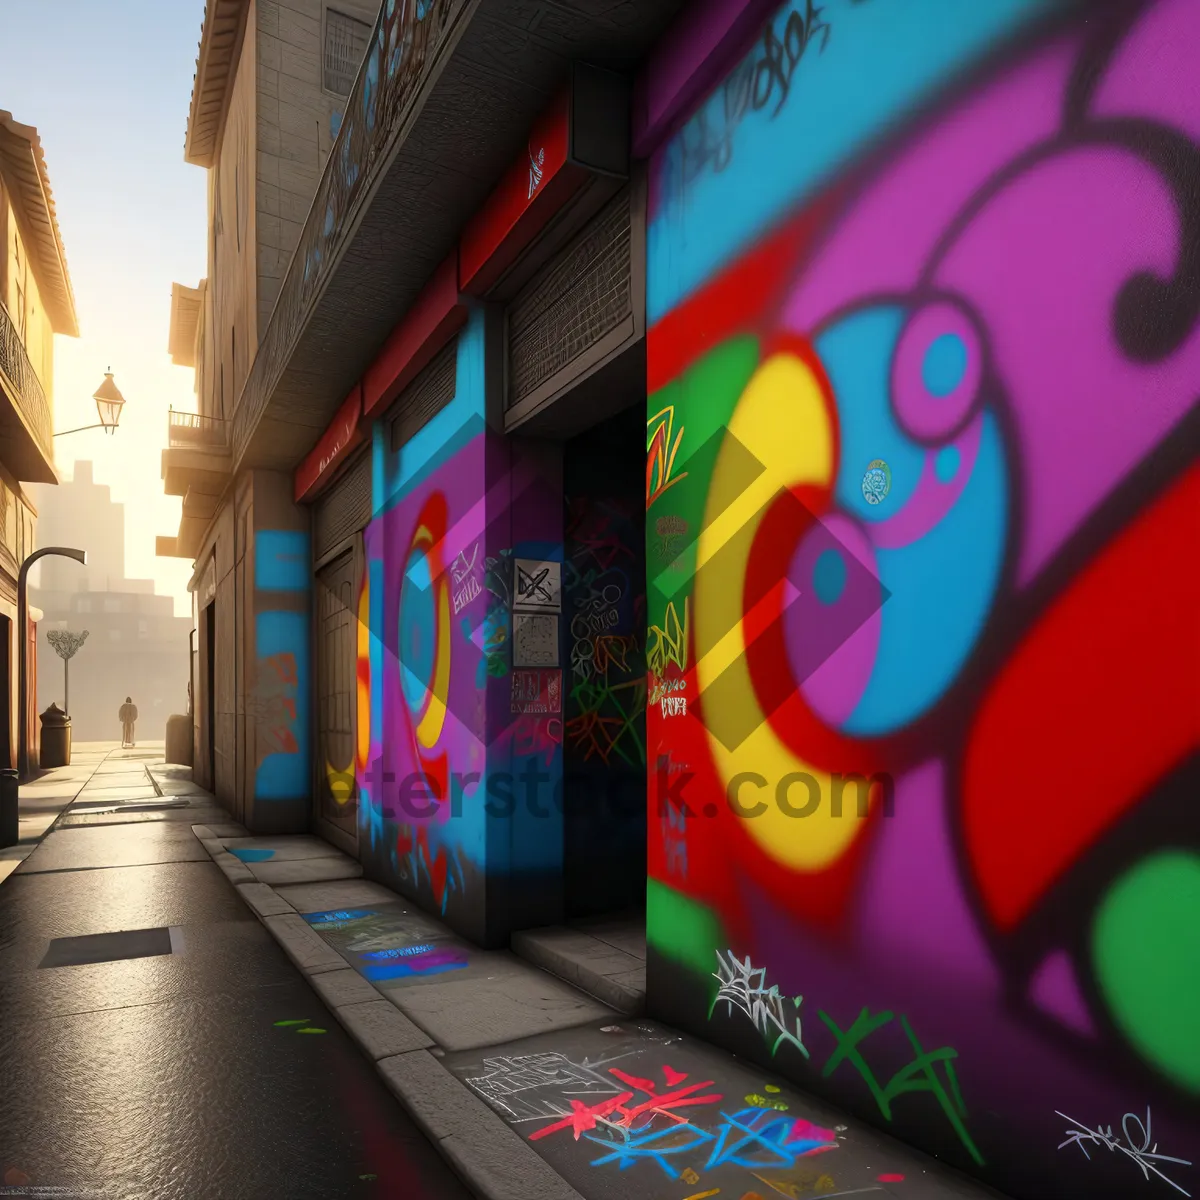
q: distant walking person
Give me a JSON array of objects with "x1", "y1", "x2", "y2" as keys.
[{"x1": 119, "y1": 697, "x2": 138, "y2": 748}]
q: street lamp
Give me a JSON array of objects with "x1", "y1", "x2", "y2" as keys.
[
  {"x1": 18, "y1": 547, "x2": 86, "y2": 778},
  {"x1": 53, "y1": 370, "x2": 126, "y2": 438}
]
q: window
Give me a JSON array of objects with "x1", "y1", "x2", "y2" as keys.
[
  {"x1": 109, "y1": 629, "x2": 121, "y2": 642},
  {"x1": 138, "y1": 620, "x2": 149, "y2": 640},
  {"x1": 76, "y1": 599, "x2": 92, "y2": 613},
  {"x1": 103, "y1": 598, "x2": 121, "y2": 613},
  {"x1": 323, "y1": 8, "x2": 371, "y2": 96}
]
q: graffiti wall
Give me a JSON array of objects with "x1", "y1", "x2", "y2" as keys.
[
  {"x1": 252, "y1": 529, "x2": 311, "y2": 808},
  {"x1": 644, "y1": 1, "x2": 1199, "y2": 1197},
  {"x1": 358, "y1": 308, "x2": 567, "y2": 943},
  {"x1": 359, "y1": 314, "x2": 489, "y2": 935}
]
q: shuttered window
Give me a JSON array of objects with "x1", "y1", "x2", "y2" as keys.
[
  {"x1": 313, "y1": 448, "x2": 372, "y2": 562},
  {"x1": 389, "y1": 336, "x2": 458, "y2": 453},
  {"x1": 507, "y1": 186, "x2": 632, "y2": 410},
  {"x1": 324, "y1": 8, "x2": 372, "y2": 97}
]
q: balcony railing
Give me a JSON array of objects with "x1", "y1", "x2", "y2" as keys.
[
  {"x1": 168, "y1": 408, "x2": 228, "y2": 451},
  {"x1": 0, "y1": 299, "x2": 53, "y2": 462},
  {"x1": 231, "y1": 0, "x2": 464, "y2": 464}
]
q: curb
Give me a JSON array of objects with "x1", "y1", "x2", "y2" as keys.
[{"x1": 190, "y1": 824, "x2": 586, "y2": 1200}]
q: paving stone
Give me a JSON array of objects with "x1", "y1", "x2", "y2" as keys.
[
  {"x1": 512, "y1": 927, "x2": 645, "y2": 1014},
  {"x1": 72, "y1": 785, "x2": 160, "y2": 802},
  {"x1": 274, "y1": 878, "x2": 417, "y2": 914},
  {"x1": 384, "y1": 962, "x2": 613, "y2": 1052},
  {"x1": 438, "y1": 1132, "x2": 585, "y2": 1200},
  {"x1": 247, "y1": 856, "x2": 363, "y2": 886},
  {"x1": 308, "y1": 967, "x2": 381, "y2": 1008},
  {"x1": 336, "y1": 999, "x2": 435, "y2": 1059},
  {"x1": 214, "y1": 856, "x2": 256, "y2": 885},
  {"x1": 235, "y1": 881, "x2": 296, "y2": 917},
  {"x1": 262, "y1": 913, "x2": 346, "y2": 974},
  {"x1": 377, "y1": 1051, "x2": 584, "y2": 1200},
  {"x1": 207, "y1": 823, "x2": 250, "y2": 838},
  {"x1": 218, "y1": 836, "x2": 345, "y2": 861}
]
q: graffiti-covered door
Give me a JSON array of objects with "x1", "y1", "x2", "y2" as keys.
[
  {"x1": 316, "y1": 546, "x2": 358, "y2": 840},
  {"x1": 562, "y1": 403, "x2": 648, "y2": 919}
]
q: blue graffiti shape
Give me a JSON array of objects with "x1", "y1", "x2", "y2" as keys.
[
  {"x1": 703, "y1": 1109, "x2": 833, "y2": 1170},
  {"x1": 255, "y1": 530, "x2": 310, "y2": 592},
  {"x1": 587, "y1": 1122, "x2": 715, "y2": 1177},
  {"x1": 587, "y1": 1108, "x2": 833, "y2": 1177},
  {"x1": 305, "y1": 909, "x2": 377, "y2": 927},
  {"x1": 228, "y1": 848, "x2": 276, "y2": 863},
  {"x1": 363, "y1": 943, "x2": 437, "y2": 960},
  {"x1": 361, "y1": 955, "x2": 467, "y2": 982}
]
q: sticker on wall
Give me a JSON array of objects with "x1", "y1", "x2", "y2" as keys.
[
  {"x1": 861, "y1": 459, "x2": 891, "y2": 506},
  {"x1": 512, "y1": 613, "x2": 558, "y2": 667},
  {"x1": 510, "y1": 669, "x2": 562, "y2": 714},
  {"x1": 512, "y1": 559, "x2": 561, "y2": 612}
]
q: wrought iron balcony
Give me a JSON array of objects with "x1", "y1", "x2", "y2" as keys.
[
  {"x1": 231, "y1": 0, "x2": 468, "y2": 470},
  {"x1": 162, "y1": 408, "x2": 231, "y2": 502},
  {"x1": 0, "y1": 298, "x2": 55, "y2": 482},
  {"x1": 168, "y1": 407, "x2": 228, "y2": 450}
]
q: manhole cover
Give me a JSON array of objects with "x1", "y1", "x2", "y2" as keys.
[{"x1": 39, "y1": 926, "x2": 181, "y2": 968}]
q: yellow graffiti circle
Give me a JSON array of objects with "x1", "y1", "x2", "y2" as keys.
[
  {"x1": 694, "y1": 350, "x2": 864, "y2": 872},
  {"x1": 409, "y1": 523, "x2": 451, "y2": 751},
  {"x1": 356, "y1": 568, "x2": 371, "y2": 771}
]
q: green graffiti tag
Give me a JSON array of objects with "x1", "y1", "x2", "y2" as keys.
[{"x1": 818, "y1": 1007, "x2": 983, "y2": 1165}]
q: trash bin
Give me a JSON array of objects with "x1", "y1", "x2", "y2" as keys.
[
  {"x1": 165, "y1": 714, "x2": 193, "y2": 766},
  {"x1": 39, "y1": 703, "x2": 71, "y2": 769},
  {"x1": 0, "y1": 768, "x2": 17, "y2": 848}
]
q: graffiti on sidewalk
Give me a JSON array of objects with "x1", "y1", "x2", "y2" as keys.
[{"x1": 459, "y1": 1039, "x2": 840, "y2": 1194}]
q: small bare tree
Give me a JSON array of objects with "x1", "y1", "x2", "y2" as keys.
[{"x1": 46, "y1": 629, "x2": 89, "y2": 716}]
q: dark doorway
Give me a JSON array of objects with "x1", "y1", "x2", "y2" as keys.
[
  {"x1": 0, "y1": 615, "x2": 11, "y2": 769},
  {"x1": 562, "y1": 403, "x2": 647, "y2": 919},
  {"x1": 205, "y1": 601, "x2": 216, "y2": 788}
]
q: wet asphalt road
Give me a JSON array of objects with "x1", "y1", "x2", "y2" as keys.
[{"x1": 0, "y1": 801, "x2": 472, "y2": 1200}]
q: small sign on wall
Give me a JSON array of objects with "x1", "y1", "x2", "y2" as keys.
[
  {"x1": 510, "y1": 669, "x2": 562, "y2": 714},
  {"x1": 512, "y1": 612, "x2": 558, "y2": 667},
  {"x1": 513, "y1": 559, "x2": 561, "y2": 612}
]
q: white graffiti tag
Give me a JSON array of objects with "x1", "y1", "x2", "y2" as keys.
[
  {"x1": 1056, "y1": 1108, "x2": 1192, "y2": 1196},
  {"x1": 712, "y1": 951, "x2": 809, "y2": 1058}
]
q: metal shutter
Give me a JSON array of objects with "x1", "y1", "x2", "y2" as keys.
[
  {"x1": 389, "y1": 336, "x2": 458, "y2": 452},
  {"x1": 507, "y1": 185, "x2": 632, "y2": 409},
  {"x1": 313, "y1": 448, "x2": 372, "y2": 562}
]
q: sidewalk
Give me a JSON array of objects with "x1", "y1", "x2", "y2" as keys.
[
  {"x1": 0, "y1": 744, "x2": 474, "y2": 1199},
  {"x1": 0, "y1": 741, "x2": 144, "y2": 886},
  {"x1": 171, "y1": 760, "x2": 1009, "y2": 1200}
]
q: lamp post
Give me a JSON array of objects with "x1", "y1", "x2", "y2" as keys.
[
  {"x1": 18, "y1": 547, "x2": 86, "y2": 778},
  {"x1": 46, "y1": 629, "x2": 88, "y2": 716},
  {"x1": 52, "y1": 370, "x2": 127, "y2": 438}
]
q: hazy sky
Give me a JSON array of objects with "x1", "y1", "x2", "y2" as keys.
[{"x1": 3, "y1": 0, "x2": 208, "y2": 615}]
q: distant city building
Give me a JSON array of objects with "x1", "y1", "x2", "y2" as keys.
[{"x1": 30, "y1": 461, "x2": 190, "y2": 741}]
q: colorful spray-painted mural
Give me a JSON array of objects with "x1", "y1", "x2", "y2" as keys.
[
  {"x1": 359, "y1": 318, "x2": 489, "y2": 931},
  {"x1": 357, "y1": 309, "x2": 567, "y2": 942},
  {"x1": 252, "y1": 530, "x2": 311, "y2": 802},
  {"x1": 644, "y1": 1, "x2": 1200, "y2": 1197}
]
